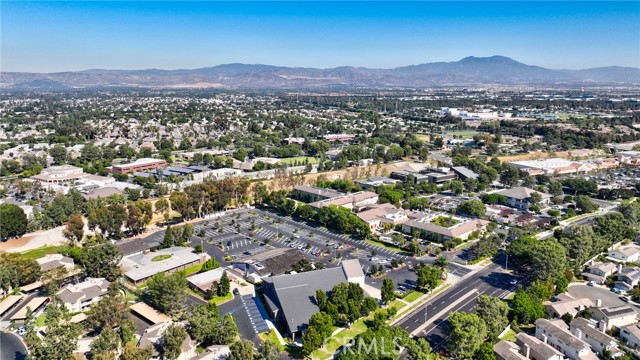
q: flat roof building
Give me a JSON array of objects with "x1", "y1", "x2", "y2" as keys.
[
  {"x1": 121, "y1": 247, "x2": 204, "y2": 285},
  {"x1": 111, "y1": 158, "x2": 168, "y2": 174}
]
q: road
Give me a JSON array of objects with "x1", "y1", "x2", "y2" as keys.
[
  {"x1": 0, "y1": 331, "x2": 27, "y2": 360},
  {"x1": 394, "y1": 256, "x2": 514, "y2": 351}
]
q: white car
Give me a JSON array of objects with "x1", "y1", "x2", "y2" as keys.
[
  {"x1": 509, "y1": 279, "x2": 518, "y2": 286},
  {"x1": 17, "y1": 327, "x2": 27, "y2": 336},
  {"x1": 587, "y1": 281, "x2": 597, "y2": 286}
]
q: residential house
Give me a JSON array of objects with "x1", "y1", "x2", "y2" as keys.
[
  {"x1": 607, "y1": 246, "x2": 640, "y2": 263},
  {"x1": 57, "y1": 278, "x2": 110, "y2": 312},
  {"x1": 591, "y1": 306, "x2": 637, "y2": 331},
  {"x1": 620, "y1": 323, "x2": 640, "y2": 349},
  {"x1": 582, "y1": 261, "x2": 617, "y2": 284},
  {"x1": 36, "y1": 254, "x2": 75, "y2": 272},
  {"x1": 494, "y1": 332, "x2": 564, "y2": 360},
  {"x1": 138, "y1": 321, "x2": 196, "y2": 360},
  {"x1": 543, "y1": 294, "x2": 594, "y2": 318},
  {"x1": 569, "y1": 317, "x2": 619, "y2": 356},
  {"x1": 534, "y1": 318, "x2": 598, "y2": 360},
  {"x1": 613, "y1": 266, "x2": 640, "y2": 292}
]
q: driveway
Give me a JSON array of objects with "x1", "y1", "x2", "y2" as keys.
[
  {"x1": 0, "y1": 331, "x2": 27, "y2": 360},
  {"x1": 568, "y1": 283, "x2": 636, "y2": 309}
]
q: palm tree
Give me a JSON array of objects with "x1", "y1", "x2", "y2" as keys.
[{"x1": 434, "y1": 256, "x2": 449, "y2": 280}]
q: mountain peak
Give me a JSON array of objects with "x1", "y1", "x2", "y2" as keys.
[{"x1": 458, "y1": 55, "x2": 521, "y2": 64}]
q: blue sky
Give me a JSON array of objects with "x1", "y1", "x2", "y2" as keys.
[{"x1": 2, "y1": 1, "x2": 639, "y2": 72}]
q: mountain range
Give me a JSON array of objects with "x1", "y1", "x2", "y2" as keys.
[{"x1": 2, "y1": 56, "x2": 639, "y2": 89}]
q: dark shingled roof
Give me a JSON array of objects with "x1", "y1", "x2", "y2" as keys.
[
  {"x1": 233, "y1": 248, "x2": 306, "y2": 276},
  {"x1": 116, "y1": 237, "x2": 159, "y2": 256}
]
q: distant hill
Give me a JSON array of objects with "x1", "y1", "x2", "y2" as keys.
[{"x1": 2, "y1": 56, "x2": 639, "y2": 89}]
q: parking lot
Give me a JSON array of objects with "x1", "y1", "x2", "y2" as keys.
[{"x1": 141, "y1": 207, "x2": 475, "y2": 293}]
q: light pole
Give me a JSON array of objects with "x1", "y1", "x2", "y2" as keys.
[{"x1": 424, "y1": 304, "x2": 428, "y2": 324}]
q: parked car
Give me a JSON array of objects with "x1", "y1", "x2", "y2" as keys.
[{"x1": 588, "y1": 281, "x2": 597, "y2": 286}]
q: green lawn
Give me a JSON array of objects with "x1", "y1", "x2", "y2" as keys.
[
  {"x1": 258, "y1": 329, "x2": 285, "y2": 351},
  {"x1": 210, "y1": 292, "x2": 233, "y2": 305},
  {"x1": 364, "y1": 239, "x2": 410, "y2": 255},
  {"x1": 36, "y1": 313, "x2": 47, "y2": 327},
  {"x1": 311, "y1": 318, "x2": 369, "y2": 359},
  {"x1": 401, "y1": 290, "x2": 423, "y2": 303},
  {"x1": 278, "y1": 156, "x2": 319, "y2": 165},
  {"x1": 151, "y1": 254, "x2": 172, "y2": 262},
  {"x1": 179, "y1": 263, "x2": 204, "y2": 277},
  {"x1": 445, "y1": 130, "x2": 479, "y2": 138},
  {"x1": 500, "y1": 328, "x2": 517, "y2": 342},
  {"x1": 20, "y1": 245, "x2": 64, "y2": 260}
]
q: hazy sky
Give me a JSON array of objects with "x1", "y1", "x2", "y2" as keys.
[{"x1": 2, "y1": 1, "x2": 639, "y2": 72}]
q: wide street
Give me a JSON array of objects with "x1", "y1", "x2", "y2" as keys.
[
  {"x1": 0, "y1": 331, "x2": 27, "y2": 360},
  {"x1": 394, "y1": 255, "x2": 514, "y2": 351}
]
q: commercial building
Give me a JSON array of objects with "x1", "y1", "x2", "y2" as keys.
[
  {"x1": 57, "y1": 278, "x2": 110, "y2": 312},
  {"x1": 401, "y1": 212, "x2": 488, "y2": 241},
  {"x1": 121, "y1": 247, "x2": 205, "y2": 285},
  {"x1": 356, "y1": 203, "x2": 409, "y2": 232},
  {"x1": 308, "y1": 191, "x2": 379, "y2": 211},
  {"x1": 262, "y1": 259, "x2": 365, "y2": 338},
  {"x1": 186, "y1": 268, "x2": 227, "y2": 294},
  {"x1": 111, "y1": 158, "x2": 168, "y2": 174},
  {"x1": 356, "y1": 176, "x2": 400, "y2": 190},
  {"x1": 291, "y1": 185, "x2": 345, "y2": 203},
  {"x1": 30, "y1": 165, "x2": 85, "y2": 183},
  {"x1": 493, "y1": 187, "x2": 552, "y2": 211},
  {"x1": 508, "y1": 158, "x2": 591, "y2": 176}
]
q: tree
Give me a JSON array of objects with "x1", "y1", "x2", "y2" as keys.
[
  {"x1": 88, "y1": 204, "x2": 126, "y2": 239},
  {"x1": 120, "y1": 342, "x2": 153, "y2": 360},
  {"x1": 200, "y1": 258, "x2": 220, "y2": 272},
  {"x1": 81, "y1": 243, "x2": 122, "y2": 281},
  {"x1": 86, "y1": 283, "x2": 129, "y2": 333},
  {"x1": 155, "y1": 198, "x2": 170, "y2": 215},
  {"x1": 511, "y1": 289, "x2": 546, "y2": 324},
  {"x1": 187, "y1": 303, "x2": 238, "y2": 346},
  {"x1": 381, "y1": 278, "x2": 396, "y2": 305},
  {"x1": 475, "y1": 342, "x2": 497, "y2": 360},
  {"x1": 229, "y1": 339, "x2": 254, "y2": 360},
  {"x1": 416, "y1": 266, "x2": 440, "y2": 292},
  {"x1": 25, "y1": 298, "x2": 80, "y2": 360},
  {"x1": 548, "y1": 180, "x2": 564, "y2": 197},
  {"x1": 255, "y1": 340, "x2": 281, "y2": 360},
  {"x1": 0, "y1": 251, "x2": 42, "y2": 290},
  {"x1": 302, "y1": 327, "x2": 323, "y2": 356},
  {"x1": 473, "y1": 295, "x2": 509, "y2": 338},
  {"x1": 447, "y1": 312, "x2": 487, "y2": 359},
  {"x1": 160, "y1": 323, "x2": 188, "y2": 360},
  {"x1": 574, "y1": 195, "x2": 598, "y2": 214},
  {"x1": 457, "y1": 200, "x2": 486, "y2": 217},
  {"x1": 434, "y1": 256, "x2": 449, "y2": 279},
  {"x1": 49, "y1": 145, "x2": 68, "y2": 164},
  {"x1": 90, "y1": 326, "x2": 121, "y2": 360},
  {"x1": 146, "y1": 272, "x2": 187, "y2": 317},
  {"x1": 63, "y1": 213, "x2": 84, "y2": 246},
  {"x1": 500, "y1": 167, "x2": 520, "y2": 187},
  {"x1": 218, "y1": 270, "x2": 230, "y2": 297},
  {"x1": 0, "y1": 203, "x2": 27, "y2": 240},
  {"x1": 529, "y1": 192, "x2": 543, "y2": 206},
  {"x1": 161, "y1": 225, "x2": 174, "y2": 249},
  {"x1": 530, "y1": 240, "x2": 567, "y2": 282}
]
